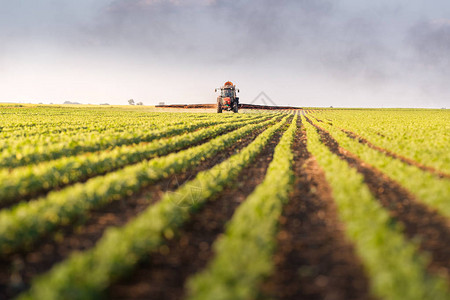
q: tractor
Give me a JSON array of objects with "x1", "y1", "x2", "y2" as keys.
[{"x1": 215, "y1": 81, "x2": 239, "y2": 113}]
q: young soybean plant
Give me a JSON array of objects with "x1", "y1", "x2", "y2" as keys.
[
  {"x1": 310, "y1": 118, "x2": 450, "y2": 219},
  {"x1": 0, "y1": 116, "x2": 279, "y2": 255},
  {"x1": 0, "y1": 117, "x2": 233, "y2": 168},
  {"x1": 17, "y1": 116, "x2": 289, "y2": 300},
  {"x1": 302, "y1": 116, "x2": 449, "y2": 300},
  {"x1": 0, "y1": 115, "x2": 269, "y2": 206},
  {"x1": 187, "y1": 115, "x2": 298, "y2": 300}
]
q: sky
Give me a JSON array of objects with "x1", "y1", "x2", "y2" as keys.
[{"x1": 0, "y1": 0, "x2": 449, "y2": 108}]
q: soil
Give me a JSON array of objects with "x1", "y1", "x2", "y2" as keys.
[
  {"x1": 341, "y1": 128, "x2": 450, "y2": 179},
  {"x1": 260, "y1": 119, "x2": 372, "y2": 300},
  {"x1": 2, "y1": 113, "x2": 448, "y2": 299},
  {"x1": 105, "y1": 124, "x2": 286, "y2": 300},
  {"x1": 0, "y1": 122, "x2": 251, "y2": 210},
  {"x1": 0, "y1": 125, "x2": 270, "y2": 300},
  {"x1": 307, "y1": 118, "x2": 450, "y2": 280}
]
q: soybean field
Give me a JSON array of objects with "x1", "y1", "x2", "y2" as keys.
[{"x1": 0, "y1": 105, "x2": 449, "y2": 300}]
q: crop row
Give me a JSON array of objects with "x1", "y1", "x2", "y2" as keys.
[
  {"x1": 0, "y1": 117, "x2": 167, "y2": 138},
  {"x1": 302, "y1": 116, "x2": 449, "y2": 300},
  {"x1": 0, "y1": 112, "x2": 253, "y2": 142},
  {"x1": 17, "y1": 116, "x2": 290, "y2": 300},
  {"x1": 311, "y1": 110, "x2": 450, "y2": 174},
  {"x1": 0, "y1": 115, "x2": 280, "y2": 255},
  {"x1": 0, "y1": 116, "x2": 270, "y2": 206},
  {"x1": 307, "y1": 117, "x2": 450, "y2": 219},
  {"x1": 0, "y1": 108, "x2": 244, "y2": 133},
  {"x1": 0, "y1": 111, "x2": 250, "y2": 144},
  {"x1": 187, "y1": 115, "x2": 298, "y2": 300},
  {"x1": 0, "y1": 115, "x2": 265, "y2": 169},
  {"x1": 0, "y1": 113, "x2": 253, "y2": 151}
]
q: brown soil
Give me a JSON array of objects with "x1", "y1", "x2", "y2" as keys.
[
  {"x1": 105, "y1": 124, "x2": 287, "y2": 300},
  {"x1": 260, "y1": 120, "x2": 372, "y2": 300},
  {"x1": 0, "y1": 125, "x2": 270, "y2": 300},
  {"x1": 0, "y1": 121, "x2": 260, "y2": 210},
  {"x1": 341, "y1": 128, "x2": 450, "y2": 179},
  {"x1": 307, "y1": 118, "x2": 450, "y2": 280}
]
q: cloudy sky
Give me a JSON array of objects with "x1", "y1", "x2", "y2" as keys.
[{"x1": 1, "y1": 0, "x2": 449, "y2": 107}]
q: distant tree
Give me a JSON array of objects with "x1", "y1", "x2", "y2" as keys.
[
  {"x1": 128, "y1": 99, "x2": 135, "y2": 105},
  {"x1": 136, "y1": 102, "x2": 143, "y2": 106}
]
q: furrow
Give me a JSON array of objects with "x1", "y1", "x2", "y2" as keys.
[
  {"x1": 186, "y1": 115, "x2": 298, "y2": 300},
  {"x1": 307, "y1": 117, "x2": 450, "y2": 280},
  {"x1": 302, "y1": 116, "x2": 449, "y2": 300},
  {"x1": 0, "y1": 116, "x2": 268, "y2": 208},
  {"x1": 337, "y1": 125, "x2": 449, "y2": 179},
  {"x1": 0, "y1": 118, "x2": 243, "y2": 169},
  {"x1": 0, "y1": 125, "x2": 269, "y2": 300},
  {"x1": 304, "y1": 115, "x2": 450, "y2": 219},
  {"x1": 16, "y1": 116, "x2": 289, "y2": 300},
  {"x1": 261, "y1": 118, "x2": 372, "y2": 300},
  {"x1": 105, "y1": 127, "x2": 282, "y2": 300},
  {"x1": 0, "y1": 116, "x2": 279, "y2": 256}
]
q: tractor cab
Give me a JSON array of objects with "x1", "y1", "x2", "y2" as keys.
[
  {"x1": 221, "y1": 88, "x2": 234, "y2": 98},
  {"x1": 215, "y1": 81, "x2": 239, "y2": 113}
]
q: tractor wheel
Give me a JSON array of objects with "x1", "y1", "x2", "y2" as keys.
[
  {"x1": 233, "y1": 102, "x2": 238, "y2": 113},
  {"x1": 217, "y1": 103, "x2": 223, "y2": 113}
]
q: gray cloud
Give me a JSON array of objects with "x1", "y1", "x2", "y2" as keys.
[
  {"x1": 408, "y1": 20, "x2": 450, "y2": 74},
  {"x1": 2, "y1": 0, "x2": 450, "y2": 107},
  {"x1": 79, "y1": 0, "x2": 335, "y2": 60},
  {"x1": 404, "y1": 20, "x2": 450, "y2": 99},
  {"x1": 80, "y1": 0, "x2": 403, "y2": 85}
]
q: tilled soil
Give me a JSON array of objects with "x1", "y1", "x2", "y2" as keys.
[
  {"x1": 340, "y1": 128, "x2": 450, "y2": 179},
  {"x1": 106, "y1": 125, "x2": 286, "y2": 300},
  {"x1": 0, "y1": 122, "x2": 262, "y2": 210},
  {"x1": 261, "y1": 120, "x2": 372, "y2": 300},
  {"x1": 2, "y1": 114, "x2": 447, "y2": 300},
  {"x1": 0, "y1": 125, "x2": 270, "y2": 300},
  {"x1": 308, "y1": 118, "x2": 450, "y2": 280}
]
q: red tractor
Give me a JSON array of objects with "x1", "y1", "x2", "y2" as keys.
[{"x1": 215, "y1": 81, "x2": 239, "y2": 113}]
